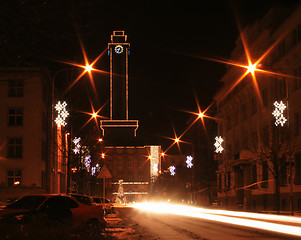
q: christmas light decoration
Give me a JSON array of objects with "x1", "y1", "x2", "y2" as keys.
[
  {"x1": 186, "y1": 155, "x2": 193, "y2": 168},
  {"x1": 170, "y1": 166, "x2": 176, "y2": 176},
  {"x1": 54, "y1": 101, "x2": 69, "y2": 127},
  {"x1": 150, "y1": 146, "x2": 160, "y2": 180},
  {"x1": 73, "y1": 137, "x2": 81, "y2": 154},
  {"x1": 84, "y1": 155, "x2": 91, "y2": 169},
  {"x1": 214, "y1": 136, "x2": 224, "y2": 153},
  {"x1": 272, "y1": 101, "x2": 287, "y2": 127}
]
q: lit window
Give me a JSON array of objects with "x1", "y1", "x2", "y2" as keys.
[
  {"x1": 7, "y1": 169, "x2": 22, "y2": 187},
  {"x1": 7, "y1": 137, "x2": 23, "y2": 158},
  {"x1": 8, "y1": 108, "x2": 23, "y2": 126},
  {"x1": 8, "y1": 79, "x2": 24, "y2": 97}
]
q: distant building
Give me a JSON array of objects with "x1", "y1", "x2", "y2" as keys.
[
  {"x1": 103, "y1": 145, "x2": 161, "y2": 202},
  {"x1": 214, "y1": 2, "x2": 301, "y2": 211},
  {"x1": 0, "y1": 67, "x2": 51, "y2": 202}
]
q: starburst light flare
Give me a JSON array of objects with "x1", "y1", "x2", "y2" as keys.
[{"x1": 273, "y1": 101, "x2": 287, "y2": 127}]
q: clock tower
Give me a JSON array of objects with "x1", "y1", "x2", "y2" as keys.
[{"x1": 100, "y1": 31, "x2": 139, "y2": 144}]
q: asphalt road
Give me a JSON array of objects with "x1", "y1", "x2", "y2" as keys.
[{"x1": 116, "y1": 207, "x2": 301, "y2": 240}]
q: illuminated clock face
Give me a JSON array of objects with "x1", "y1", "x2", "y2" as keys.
[{"x1": 114, "y1": 45, "x2": 124, "y2": 54}]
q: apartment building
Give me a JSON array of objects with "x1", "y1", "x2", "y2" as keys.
[
  {"x1": 0, "y1": 67, "x2": 51, "y2": 202},
  {"x1": 214, "y1": 3, "x2": 301, "y2": 211}
]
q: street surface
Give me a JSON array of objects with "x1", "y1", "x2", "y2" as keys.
[{"x1": 106, "y1": 206, "x2": 301, "y2": 240}]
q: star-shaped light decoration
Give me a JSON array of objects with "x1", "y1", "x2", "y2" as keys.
[
  {"x1": 54, "y1": 101, "x2": 69, "y2": 127},
  {"x1": 186, "y1": 155, "x2": 193, "y2": 168},
  {"x1": 73, "y1": 137, "x2": 81, "y2": 154},
  {"x1": 169, "y1": 166, "x2": 176, "y2": 176},
  {"x1": 272, "y1": 101, "x2": 287, "y2": 127},
  {"x1": 214, "y1": 136, "x2": 224, "y2": 153}
]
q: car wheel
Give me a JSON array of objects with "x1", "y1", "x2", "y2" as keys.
[{"x1": 85, "y1": 219, "x2": 100, "y2": 239}]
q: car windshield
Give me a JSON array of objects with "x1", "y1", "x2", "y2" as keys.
[
  {"x1": 6, "y1": 196, "x2": 46, "y2": 210},
  {"x1": 93, "y1": 197, "x2": 101, "y2": 203},
  {"x1": 70, "y1": 195, "x2": 93, "y2": 205}
]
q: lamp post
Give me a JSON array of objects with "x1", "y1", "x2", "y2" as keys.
[
  {"x1": 54, "y1": 101, "x2": 69, "y2": 193},
  {"x1": 214, "y1": 136, "x2": 226, "y2": 208},
  {"x1": 272, "y1": 98, "x2": 293, "y2": 215}
]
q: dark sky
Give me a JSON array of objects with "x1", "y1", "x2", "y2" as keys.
[{"x1": 1, "y1": 0, "x2": 296, "y2": 149}]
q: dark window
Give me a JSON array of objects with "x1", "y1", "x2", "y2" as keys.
[
  {"x1": 8, "y1": 108, "x2": 23, "y2": 126},
  {"x1": 261, "y1": 88, "x2": 268, "y2": 107},
  {"x1": 234, "y1": 109, "x2": 239, "y2": 125},
  {"x1": 65, "y1": 197, "x2": 78, "y2": 208},
  {"x1": 8, "y1": 79, "x2": 24, "y2": 97},
  {"x1": 261, "y1": 161, "x2": 269, "y2": 188},
  {"x1": 295, "y1": 153, "x2": 301, "y2": 185},
  {"x1": 6, "y1": 196, "x2": 46, "y2": 210},
  {"x1": 295, "y1": 112, "x2": 300, "y2": 136},
  {"x1": 7, "y1": 137, "x2": 22, "y2": 158},
  {"x1": 241, "y1": 103, "x2": 247, "y2": 121},
  {"x1": 227, "y1": 172, "x2": 231, "y2": 190},
  {"x1": 251, "y1": 97, "x2": 257, "y2": 115},
  {"x1": 251, "y1": 164, "x2": 257, "y2": 188},
  {"x1": 280, "y1": 164, "x2": 287, "y2": 186},
  {"x1": 294, "y1": 67, "x2": 301, "y2": 90},
  {"x1": 278, "y1": 79, "x2": 287, "y2": 99},
  {"x1": 41, "y1": 171, "x2": 46, "y2": 188},
  {"x1": 263, "y1": 126, "x2": 269, "y2": 146},
  {"x1": 218, "y1": 174, "x2": 222, "y2": 192},
  {"x1": 7, "y1": 169, "x2": 22, "y2": 187}
]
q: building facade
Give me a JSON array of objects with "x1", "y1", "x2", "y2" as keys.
[
  {"x1": 102, "y1": 145, "x2": 161, "y2": 203},
  {"x1": 0, "y1": 67, "x2": 51, "y2": 202},
  {"x1": 214, "y1": 3, "x2": 301, "y2": 212}
]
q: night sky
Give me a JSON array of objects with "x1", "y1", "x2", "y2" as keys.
[{"x1": 1, "y1": 0, "x2": 296, "y2": 150}]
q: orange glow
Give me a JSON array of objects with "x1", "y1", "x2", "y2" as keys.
[
  {"x1": 84, "y1": 63, "x2": 93, "y2": 73},
  {"x1": 14, "y1": 181, "x2": 20, "y2": 185},
  {"x1": 101, "y1": 153, "x2": 105, "y2": 159},
  {"x1": 175, "y1": 138, "x2": 179, "y2": 143},
  {"x1": 161, "y1": 152, "x2": 165, "y2": 157},
  {"x1": 56, "y1": 36, "x2": 109, "y2": 96},
  {"x1": 98, "y1": 138, "x2": 103, "y2": 142},
  {"x1": 133, "y1": 202, "x2": 301, "y2": 237},
  {"x1": 92, "y1": 112, "x2": 98, "y2": 118}
]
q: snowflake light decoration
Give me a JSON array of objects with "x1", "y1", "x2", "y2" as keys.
[
  {"x1": 73, "y1": 137, "x2": 81, "y2": 154},
  {"x1": 214, "y1": 136, "x2": 224, "y2": 153},
  {"x1": 84, "y1": 155, "x2": 91, "y2": 169},
  {"x1": 169, "y1": 166, "x2": 176, "y2": 176},
  {"x1": 272, "y1": 101, "x2": 287, "y2": 127},
  {"x1": 54, "y1": 101, "x2": 69, "y2": 127},
  {"x1": 186, "y1": 155, "x2": 193, "y2": 168}
]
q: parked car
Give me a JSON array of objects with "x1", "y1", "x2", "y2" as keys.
[
  {"x1": 92, "y1": 197, "x2": 113, "y2": 215},
  {"x1": 0, "y1": 194, "x2": 106, "y2": 239}
]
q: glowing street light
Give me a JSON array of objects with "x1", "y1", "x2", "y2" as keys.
[
  {"x1": 214, "y1": 136, "x2": 224, "y2": 153},
  {"x1": 186, "y1": 155, "x2": 193, "y2": 168},
  {"x1": 272, "y1": 101, "x2": 287, "y2": 127}
]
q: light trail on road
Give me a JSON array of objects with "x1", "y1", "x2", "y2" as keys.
[{"x1": 133, "y1": 202, "x2": 301, "y2": 237}]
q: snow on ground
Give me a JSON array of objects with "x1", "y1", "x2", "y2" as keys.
[{"x1": 103, "y1": 211, "x2": 156, "y2": 240}]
